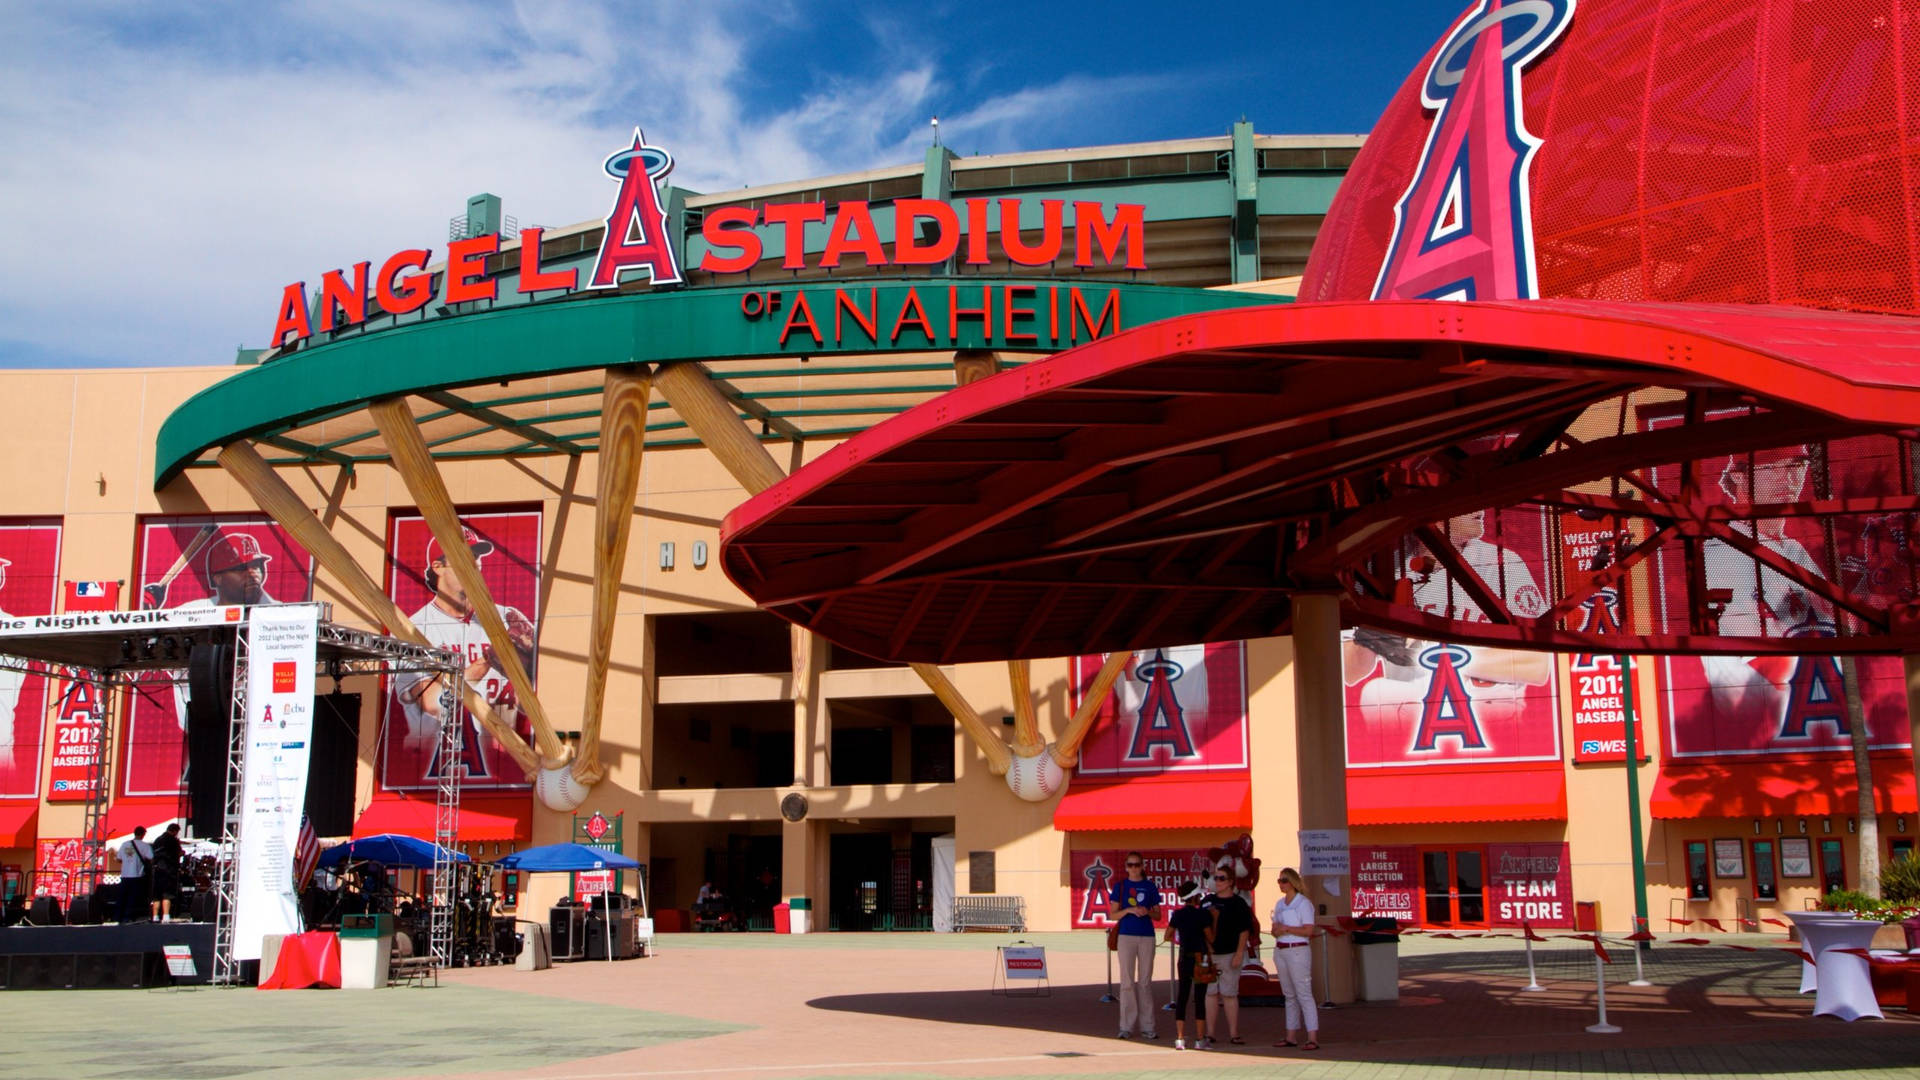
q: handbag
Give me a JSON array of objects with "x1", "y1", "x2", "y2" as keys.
[
  {"x1": 1107, "y1": 925, "x2": 1120, "y2": 951},
  {"x1": 1193, "y1": 952, "x2": 1219, "y2": 984}
]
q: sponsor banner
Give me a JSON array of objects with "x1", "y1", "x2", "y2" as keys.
[
  {"x1": 33, "y1": 837, "x2": 102, "y2": 902},
  {"x1": 0, "y1": 523, "x2": 59, "y2": 799},
  {"x1": 379, "y1": 510, "x2": 541, "y2": 792},
  {"x1": 1070, "y1": 643, "x2": 1247, "y2": 776},
  {"x1": 1350, "y1": 846, "x2": 1420, "y2": 924},
  {"x1": 46, "y1": 674, "x2": 105, "y2": 801},
  {"x1": 1568, "y1": 655, "x2": 1649, "y2": 764},
  {"x1": 232, "y1": 604, "x2": 320, "y2": 961},
  {"x1": 1488, "y1": 842, "x2": 1574, "y2": 929},
  {"x1": 1069, "y1": 848, "x2": 1215, "y2": 929},
  {"x1": 1348, "y1": 504, "x2": 1559, "y2": 767},
  {"x1": 124, "y1": 517, "x2": 314, "y2": 798}
]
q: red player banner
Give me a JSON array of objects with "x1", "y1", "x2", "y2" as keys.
[
  {"x1": 33, "y1": 837, "x2": 101, "y2": 903},
  {"x1": 46, "y1": 675, "x2": 105, "y2": 801},
  {"x1": 1069, "y1": 643, "x2": 1247, "y2": 776},
  {"x1": 379, "y1": 510, "x2": 541, "y2": 792},
  {"x1": 1070, "y1": 848, "x2": 1216, "y2": 929},
  {"x1": 1568, "y1": 655, "x2": 1649, "y2": 764},
  {"x1": 1640, "y1": 414, "x2": 1913, "y2": 760},
  {"x1": 0, "y1": 522, "x2": 61, "y2": 800},
  {"x1": 123, "y1": 517, "x2": 314, "y2": 797},
  {"x1": 1346, "y1": 505, "x2": 1561, "y2": 767}
]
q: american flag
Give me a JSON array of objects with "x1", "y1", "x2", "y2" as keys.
[{"x1": 293, "y1": 815, "x2": 321, "y2": 890}]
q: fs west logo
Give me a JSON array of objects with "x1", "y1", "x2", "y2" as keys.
[{"x1": 1373, "y1": 0, "x2": 1575, "y2": 301}]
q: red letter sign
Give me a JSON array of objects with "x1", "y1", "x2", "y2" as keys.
[{"x1": 590, "y1": 128, "x2": 685, "y2": 289}]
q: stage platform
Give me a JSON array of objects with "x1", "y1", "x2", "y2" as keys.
[{"x1": 0, "y1": 920, "x2": 214, "y2": 987}]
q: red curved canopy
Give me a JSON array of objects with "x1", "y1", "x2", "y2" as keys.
[{"x1": 721, "y1": 300, "x2": 1920, "y2": 663}]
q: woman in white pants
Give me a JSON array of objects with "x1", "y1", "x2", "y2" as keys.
[{"x1": 1269, "y1": 867, "x2": 1320, "y2": 1050}]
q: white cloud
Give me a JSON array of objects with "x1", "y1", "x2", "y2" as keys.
[{"x1": 0, "y1": 2, "x2": 1169, "y2": 367}]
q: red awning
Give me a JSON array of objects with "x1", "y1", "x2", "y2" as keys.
[
  {"x1": 0, "y1": 802, "x2": 38, "y2": 848},
  {"x1": 101, "y1": 799, "x2": 179, "y2": 840},
  {"x1": 1650, "y1": 758, "x2": 1918, "y2": 819},
  {"x1": 1053, "y1": 775, "x2": 1251, "y2": 832},
  {"x1": 1347, "y1": 767, "x2": 1568, "y2": 825},
  {"x1": 354, "y1": 795, "x2": 531, "y2": 842}
]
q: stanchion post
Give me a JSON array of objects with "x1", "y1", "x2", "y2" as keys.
[
  {"x1": 1101, "y1": 936, "x2": 1116, "y2": 1003},
  {"x1": 1586, "y1": 952, "x2": 1621, "y2": 1034},
  {"x1": 1629, "y1": 917, "x2": 1651, "y2": 987},
  {"x1": 1522, "y1": 923, "x2": 1544, "y2": 992},
  {"x1": 1318, "y1": 929, "x2": 1335, "y2": 1009},
  {"x1": 1163, "y1": 937, "x2": 1176, "y2": 1011}
]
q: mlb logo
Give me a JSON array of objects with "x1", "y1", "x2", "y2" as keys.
[
  {"x1": 272, "y1": 661, "x2": 297, "y2": 693},
  {"x1": 63, "y1": 580, "x2": 120, "y2": 612},
  {"x1": 75, "y1": 581, "x2": 105, "y2": 597}
]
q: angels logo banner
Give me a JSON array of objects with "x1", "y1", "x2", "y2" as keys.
[
  {"x1": 1069, "y1": 848, "x2": 1216, "y2": 929},
  {"x1": 378, "y1": 509, "x2": 541, "y2": 792},
  {"x1": 0, "y1": 522, "x2": 59, "y2": 798},
  {"x1": 1346, "y1": 508, "x2": 1561, "y2": 766},
  {"x1": 1642, "y1": 415, "x2": 1912, "y2": 758},
  {"x1": 123, "y1": 517, "x2": 314, "y2": 798},
  {"x1": 1070, "y1": 643, "x2": 1247, "y2": 776}
]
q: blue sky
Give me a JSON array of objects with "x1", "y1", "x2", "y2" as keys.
[{"x1": 0, "y1": 1, "x2": 1457, "y2": 369}]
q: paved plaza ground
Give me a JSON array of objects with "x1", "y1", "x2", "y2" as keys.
[{"x1": 3, "y1": 930, "x2": 1919, "y2": 1079}]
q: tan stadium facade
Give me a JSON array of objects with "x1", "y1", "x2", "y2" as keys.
[{"x1": 0, "y1": 126, "x2": 1910, "y2": 958}]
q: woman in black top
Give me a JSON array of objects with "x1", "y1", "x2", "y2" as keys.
[{"x1": 1162, "y1": 881, "x2": 1212, "y2": 1050}]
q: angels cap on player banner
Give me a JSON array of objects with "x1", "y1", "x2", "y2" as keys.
[
  {"x1": 426, "y1": 525, "x2": 495, "y2": 565},
  {"x1": 203, "y1": 532, "x2": 269, "y2": 578}
]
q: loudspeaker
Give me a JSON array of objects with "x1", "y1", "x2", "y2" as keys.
[
  {"x1": 8, "y1": 954, "x2": 75, "y2": 988},
  {"x1": 28, "y1": 896, "x2": 63, "y2": 926},
  {"x1": 190, "y1": 890, "x2": 217, "y2": 924},
  {"x1": 65, "y1": 893, "x2": 100, "y2": 926},
  {"x1": 304, "y1": 692, "x2": 360, "y2": 837},
  {"x1": 72, "y1": 953, "x2": 147, "y2": 988},
  {"x1": 185, "y1": 642, "x2": 236, "y2": 838}
]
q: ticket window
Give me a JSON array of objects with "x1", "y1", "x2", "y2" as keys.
[
  {"x1": 1750, "y1": 839, "x2": 1778, "y2": 903},
  {"x1": 1891, "y1": 838, "x2": 1915, "y2": 865},
  {"x1": 1685, "y1": 841, "x2": 1710, "y2": 900},
  {"x1": 1421, "y1": 848, "x2": 1486, "y2": 927},
  {"x1": 1818, "y1": 839, "x2": 1847, "y2": 895}
]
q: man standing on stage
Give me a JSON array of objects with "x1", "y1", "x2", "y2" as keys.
[
  {"x1": 148, "y1": 823, "x2": 184, "y2": 923},
  {"x1": 115, "y1": 825, "x2": 153, "y2": 924}
]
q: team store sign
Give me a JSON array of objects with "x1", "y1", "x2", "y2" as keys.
[{"x1": 1350, "y1": 842, "x2": 1575, "y2": 929}]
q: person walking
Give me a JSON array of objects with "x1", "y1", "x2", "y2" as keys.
[
  {"x1": 1163, "y1": 882, "x2": 1212, "y2": 1050},
  {"x1": 148, "y1": 823, "x2": 184, "y2": 923},
  {"x1": 115, "y1": 826, "x2": 153, "y2": 924},
  {"x1": 1270, "y1": 867, "x2": 1320, "y2": 1051},
  {"x1": 1202, "y1": 865, "x2": 1254, "y2": 1046},
  {"x1": 1107, "y1": 851, "x2": 1161, "y2": 1039}
]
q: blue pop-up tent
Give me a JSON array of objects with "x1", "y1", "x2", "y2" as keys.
[
  {"x1": 495, "y1": 843, "x2": 638, "y2": 872},
  {"x1": 317, "y1": 833, "x2": 468, "y2": 870}
]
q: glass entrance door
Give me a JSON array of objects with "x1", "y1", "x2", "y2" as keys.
[{"x1": 1420, "y1": 848, "x2": 1487, "y2": 927}]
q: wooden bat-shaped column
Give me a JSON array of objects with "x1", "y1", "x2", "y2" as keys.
[
  {"x1": 217, "y1": 439, "x2": 542, "y2": 776},
  {"x1": 909, "y1": 663, "x2": 1014, "y2": 776},
  {"x1": 370, "y1": 398, "x2": 568, "y2": 768},
  {"x1": 1007, "y1": 659, "x2": 1044, "y2": 758},
  {"x1": 1049, "y1": 650, "x2": 1131, "y2": 770},
  {"x1": 574, "y1": 367, "x2": 650, "y2": 785}
]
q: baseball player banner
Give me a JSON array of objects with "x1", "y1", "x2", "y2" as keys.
[
  {"x1": 378, "y1": 509, "x2": 541, "y2": 792},
  {"x1": 32, "y1": 837, "x2": 101, "y2": 903},
  {"x1": 1069, "y1": 848, "x2": 1215, "y2": 928},
  {"x1": 1640, "y1": 414, "x2": 1913, "y2": 758},
  {"x1": 0, "y1": 522, "x2": 59, "y2": 799},
  {"x1": 123, "y1": 517, "x2": 315, "y2": 798},
  {"x1": 1069, "y1": 642, "x2": 1247, "y2": 776}
]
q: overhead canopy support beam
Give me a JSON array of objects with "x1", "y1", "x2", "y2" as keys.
[
  {"x1": 370, "y1": 397, "x2": 568, "y2": 767},
  {"x1": 418, "y1": 389, "x2": 581, "y2": 455},
  {"x1": 575, "y1": 367, "x2": 651, "y2": 785},
  {"x1": 654, "y1": 361, "x2": 789, "y2": 496},
  {"x1": 216, "y1": 439, "x2": 541, "y2": 776}
]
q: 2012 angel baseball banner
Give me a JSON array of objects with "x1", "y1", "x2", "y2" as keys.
[
  {"x1": 1069, "y1": 642, "x2": 1247, "y2": 776},
  {"x1": 378, "y1": 509, "x2": 542, "y2": 792},
  {"x1": 0, "y1": 521, "x2": 59, "y2": 799},
  {"x1": 1345, "y1": 507, "x2": 1561, "y2": 767},
  {"x1": 122, "y1": 517, "x2": 314, "y2": 798}
]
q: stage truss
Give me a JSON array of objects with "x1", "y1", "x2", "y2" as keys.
[{"x1": 0, "y1": 605, "x2": 464, "y2": 983}]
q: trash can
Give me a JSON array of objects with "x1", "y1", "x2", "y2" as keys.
[
  {"x1": 1351, "y1": 917, "x2": 1400, "y2": 1002},
  {"x1": 339, "y1": 913, "x2": 394, "y2": 990},
  {"x1": 773, "y1": 902, "x2": 791, "y2": 934},
  {"x1": 514, "y1": 921, "x2": 552, "y2": 970},
  {"x1": 1575, "y1": 900, "x2": 1600, "y2": 932},
  {"x1": 788, "y1": 897, "x2": 811, "y2": 934}
]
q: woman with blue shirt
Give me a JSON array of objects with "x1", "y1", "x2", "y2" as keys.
[{"x1": 1107, "y1": 851, "x2": 1161, "y2": 1039}]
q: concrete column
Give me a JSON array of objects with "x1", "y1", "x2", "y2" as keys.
[
  {"x1": 793, "y1": 625, "x2": 828, "y2": 787},
  {"x1": 1291, "y1": 592, "x2": 1355, "y2": 1004},
  {"x1": 781, "y1": 818, "x2": 828, "y2": 928}
]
